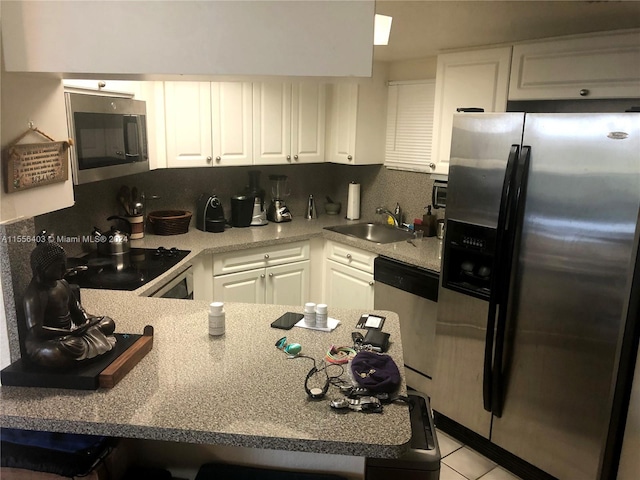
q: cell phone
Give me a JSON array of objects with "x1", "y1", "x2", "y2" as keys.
[{"x1": 270, "y1": 312, "x2": 304, "y2": 330}]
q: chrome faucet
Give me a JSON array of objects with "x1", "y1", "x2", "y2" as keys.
[{"x1": 376, "y1": 206, "x2": 400, "y2": 227}]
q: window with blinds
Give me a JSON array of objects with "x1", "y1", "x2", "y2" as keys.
[{"x1": 384, "y1": 80, "x2": 436, "y2": 172}]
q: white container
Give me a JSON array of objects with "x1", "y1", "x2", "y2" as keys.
[
  {"x1": 315, "y1": 303, "x2": 328, "y2": 328},
  {"x1": 304, "y1": 302, "x2": 316, "y2": 326},
  {"x1": 209, "y1": 302, "x2": 225, "y2": 336}
]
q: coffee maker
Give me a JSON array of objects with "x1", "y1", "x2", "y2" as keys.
[
  {"x1": 196, "y1": 194, "x2": 226, "y2": 232},
  {"x1": 267, "y1": 174, "x2": 292, "y2": 223},
  {"x1": 248, "y1": 170, "x2": 268, "y2": 226}
]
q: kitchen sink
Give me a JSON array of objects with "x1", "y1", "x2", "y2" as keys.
[{"x1": 324, "y1": 223, "x2": 416, "y2": 244}]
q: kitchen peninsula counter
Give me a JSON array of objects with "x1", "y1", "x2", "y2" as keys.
[
  {"x1": 0, "y1": 294, "x2": 412, "y2": 458},
  {"x1": 132, "y1": 216, "x2": 442, "y2": 297}
]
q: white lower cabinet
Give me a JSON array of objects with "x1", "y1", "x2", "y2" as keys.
[
  {"x1": 212, "y1": 241, "x2": 310, "y2": 306},
  {"x1": 212, "y1": 261, "x2": 309, "y2": 305},
  {"x1": 323, "y1": 240, "x2": 376, "y2": 309}
]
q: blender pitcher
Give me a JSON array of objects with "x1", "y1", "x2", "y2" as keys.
[{"x1": 267, "y1": 174, "x2": 292, "y2": 222}]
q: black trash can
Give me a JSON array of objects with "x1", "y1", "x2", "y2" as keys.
[{"x1": 365, "y1": 391, "x2": 441, "y2": 479}]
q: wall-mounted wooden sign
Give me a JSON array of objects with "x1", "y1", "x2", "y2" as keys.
[{"x1": 3, "y1": 140, "x2": 70, "y2": 194}]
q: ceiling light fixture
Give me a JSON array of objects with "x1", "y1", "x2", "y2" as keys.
[{"x1": 374, "y1": 14, "x2": 392, "y2": 46}]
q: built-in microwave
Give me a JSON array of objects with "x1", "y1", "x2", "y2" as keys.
[
  {"x1": 65, "y1": 92, "x2": 149, "y2": 185},
  {"x1": 432, "y1": 180, "x2": 447, "y2": 209}
]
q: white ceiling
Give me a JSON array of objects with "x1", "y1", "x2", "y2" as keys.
[{"x1": 373, "y1": 1, "x2": 640, "y2": 62}]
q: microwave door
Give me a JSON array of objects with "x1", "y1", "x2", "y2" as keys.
[{"x1": 123, "y1": 115, "x2": 141, "y2": 160}]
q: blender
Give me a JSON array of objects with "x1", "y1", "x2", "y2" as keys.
[
  {"x1": 248, "y1": 170, "x2": 268, "y2": 226},
  {"x1": 267, "y1": 174, "x2": 292, "y2": 222}
]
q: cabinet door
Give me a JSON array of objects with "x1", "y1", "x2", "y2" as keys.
[
  {"x1": 431, "y1": 47, "x2": 511, "y2": 176},
  {"x1": 326, "y1": 83, "x2": 357, "y2": 164},
  {"x1": 509, "y1": 30, "x2": 640, "y2": 100},
  {"x1": 253, "y1": 83, "x2": 292, "y2": 165},
  {"x1": 212, "y1": 268, "x2": 265, "y2": 304},
  {"x1": 211, "y1": 82, "x2": 253, "y2": 166},
  {"x1": 265, "y1": 261, "x2": 310, "y2": 306},
  {"x1": 291, "y1": 83, "x2": 326, "y2": 164},
  {"x1": 165, "y1": 82, "x2": 213, "y2": 167},
  {"x1": 324, "y1": 260, "x2": 374, "y2": 310}
]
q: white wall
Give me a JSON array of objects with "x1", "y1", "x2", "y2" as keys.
[
  {"x1": 1, "y1": 1, "x2": 374, "y2": 77},
  {"x1": 0, "y1": 275, "x2": 10, "y2": 369},
  {"x1": 388, "y1": 57, "x2": 438, "y2": 81},
  {"x1": 0, "y1": 23, "x2": 75, "y2": 224}
]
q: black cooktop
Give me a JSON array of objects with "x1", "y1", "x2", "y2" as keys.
[{"x1": 66, "y1": 247, "x2": 190, "y2": 291}]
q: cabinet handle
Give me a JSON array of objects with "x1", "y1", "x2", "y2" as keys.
[
  {"x1": 347, "y1": 155, "x2": 353, "y2": 161},
  {"x1": 215, "y1": 156, "x2": 221, "y2": 162},
  {"x1": 260, "y1": 274, "x2": 265, "y2": 279},
  {"x1": 264, "y1": 254, "x2": 270, "y2": 259},
  {"x1": 346, "y1": 254, "x2": 352, "y2": 259},
  {"x1": 369, "y1": 281, "x2": 374, "y2": 286},
  {"x1": 294, "y1": 154, "x2": 299, "y2": 160},
  {"x1": 98, "y1": 81, "x2": 106, "y2": 89},
  {"x1": 428, "y1": 162, "x2": 435, "y2": 169},
  {"x1": 269, "y1": 273, "x2": 274, "y2": 277},
  {"x1": 206, "y1": 156, "x2": 212, "y2": 163},
  {"x1": 287, "y1": 155, "x2": 291, "y2": 161},
  {"x1": 579, "y1": 89, "x2": 590, "y2": 97}
]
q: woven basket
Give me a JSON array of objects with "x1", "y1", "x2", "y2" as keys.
[{"x1": 147, "y1": 210, "x2": 192, "y2": 235}]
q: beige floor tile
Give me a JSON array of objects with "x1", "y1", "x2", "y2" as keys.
[
  {"x1": 435, "y1": 428, "x2": 463, "y2": 457},
  {"x1": 441, "y1": 463, "x2": 469, "y2": 480},
  {"x1": 442, "y1": 446, "x2": 496, "y2": 480},
  {"x1": 479, "y1": 466, "x2": 522, "y2": 480}
]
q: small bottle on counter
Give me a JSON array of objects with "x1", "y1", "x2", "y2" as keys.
[
  {"x1": 304, "y1": 302, "x2": 317, "y2": 327},
  {"x1": 315, "y1": 303, "x2": 328, "y2": 328},
  {"x1": 209, "y1": 302, "x2": 225, "y2": 336}
]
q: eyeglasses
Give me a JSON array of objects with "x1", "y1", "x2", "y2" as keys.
[{"x1": 275, "y1": 336, "x2": 302, "y2": 356}]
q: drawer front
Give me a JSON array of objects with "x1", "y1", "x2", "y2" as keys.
[
  {"x1": 325, "y1": 240, "x2": 376, "y2": 273},
  {"x1": 213, "y1": 241, "x2": 310, "y2": 275}
]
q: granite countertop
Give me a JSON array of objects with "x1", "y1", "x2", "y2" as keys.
[
  {"x1": 0, "y1": 294, "x2": 412, "y2": 458},
  {"x1": 130, "y1": 216, "x2": 443, "y2": 297}
]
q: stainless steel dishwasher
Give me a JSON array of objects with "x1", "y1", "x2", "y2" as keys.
[{"x1": 374, "y1": 257, "x2": 439, "y2": 395}]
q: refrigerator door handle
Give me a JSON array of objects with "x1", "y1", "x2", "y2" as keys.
[
  {"x1": 483, "y1": 144, "x2": 520, "y2": 412},
  {"x1": 491, "y1": 145, "x2": 532, "y2": 418}
]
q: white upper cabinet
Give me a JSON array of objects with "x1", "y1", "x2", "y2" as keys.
[
  {"x1": 253, "y1": 82, "x2": 326, "y2": 165},
  {"x1": 165, "y1": 81, "x2": 252, "y2": 168},
  {"x1": 431, "y1": 47, "x2": 512, "y2": 176},
  {"x1": 326, "y1": 63, "x2": 389, "y2": 165},
  {"x1": 211, "y1": 82, "x2": 253, "y2": 166},
  {"x1": 384, "y1": 81, "x2": 436, "y2": 173},
  {"x1": 509, "y1": 30, "x2": 640, "y2": 100},
  {"x1": 165, "y1": 82, "x2": 213, "y2": 168},
  {"x1": 291, "y1": 83, "x2": 326, "y2": 164}
]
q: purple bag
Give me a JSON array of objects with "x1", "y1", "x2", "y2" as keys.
[{"x1": 350, "y1": 351, "x2": 401, "y2": 393}]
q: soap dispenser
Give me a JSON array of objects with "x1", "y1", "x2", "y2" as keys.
[{"x1": 423, "y1": 205, "x2": 437, "y2": 237}]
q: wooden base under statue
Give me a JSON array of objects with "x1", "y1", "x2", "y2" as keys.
[{"x1": 0, "y1": 326, "x2": 153, "y2": 390}]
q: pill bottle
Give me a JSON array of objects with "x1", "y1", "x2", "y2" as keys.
[
  {"x1": 304, "y1": 302, "x2": 316, "y2": 327},
  {"x1": 315, "y1": 303, "x2": 328, "y2": 328},
  {"x1": 209, "y1": 302, "x2": 225, "y2": 336}
]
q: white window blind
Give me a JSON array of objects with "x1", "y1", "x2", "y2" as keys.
[{"x1": 385, "y1": 80, "x2": 436, "y2": 172}]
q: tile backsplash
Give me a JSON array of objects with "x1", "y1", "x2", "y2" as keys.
[{"x1": 36, "y1": 164, "x2": 443, "y2": 255}]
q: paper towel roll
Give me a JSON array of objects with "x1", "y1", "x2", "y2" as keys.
[{"x1": 346, "y1": 182, "x2": 360, "y2": 220}]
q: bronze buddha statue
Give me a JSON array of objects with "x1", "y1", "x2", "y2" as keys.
[{"x1": 22, "y1": 241, "x2": 116, "y2": 369}]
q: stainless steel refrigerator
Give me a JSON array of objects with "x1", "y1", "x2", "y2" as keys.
[{"x1": 431, "y1": 112, "x2": 640, "y2": 480}]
